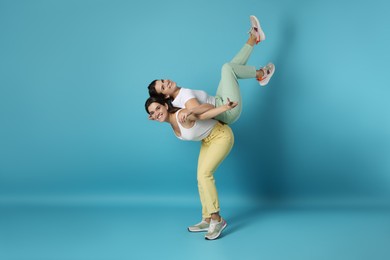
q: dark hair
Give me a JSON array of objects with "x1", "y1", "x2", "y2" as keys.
[
  {"x1": 145, "y1": 96, "x2": 180, "y2": 115},
  {"x1": 148, "y1": 79, "x2": 162, "y2": 97},
  {"x1": 148, "y1": 79, "x2": 175, "y2": 106}
]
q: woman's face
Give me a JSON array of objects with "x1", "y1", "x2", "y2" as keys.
[
  {"x1": 154, "y1": 79, "x2": 177, "y2": 98},
  {"x1": 147, "y1": 102, "x2": 169, "y2": 122}
]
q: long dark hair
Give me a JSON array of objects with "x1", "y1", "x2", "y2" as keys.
[{"x1": 145, "y1": 96, "x2": 180, "y2": 115}]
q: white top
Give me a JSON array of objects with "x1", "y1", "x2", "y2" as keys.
[
  {"x1": 172, "y1": 88, "x2": 216, "y2": 108},
  {"x1": 174, "y1": 109, "x2": 217, "y2": 141}
]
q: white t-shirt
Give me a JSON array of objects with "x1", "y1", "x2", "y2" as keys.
[
  {"x1": 172, "y1": 88, "x2": 216, "y2": 108},
  {"x1": 174, "y1": 109, "x2": 217, "y2": 141}
]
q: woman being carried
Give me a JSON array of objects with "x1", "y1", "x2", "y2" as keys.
[{"x1": 148, "y1": 15, "x2": 275, "y2": 125}]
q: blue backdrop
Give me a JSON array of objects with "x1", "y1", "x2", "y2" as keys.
[{"x1": 1, "y1": 0, "x2": 389, "y2": 206}]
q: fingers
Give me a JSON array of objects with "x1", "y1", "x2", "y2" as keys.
[
  {"x1": 226, "y1": 97, "x2": 233, "y2": 106},
  {"x1": 229, "y1": 102, "x2": 238, "y2": 109},
  {"x1": 179, "y1": 114, "x2": 185, "y2": 123},
  {"x1": 225, "y1": 97, "x2": 237, "y2": 108},
  {"x1": 179, "y1": 111, "x2": 192, "y2": 123}
]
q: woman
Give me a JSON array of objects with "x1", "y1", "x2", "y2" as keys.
[
  {"x1": 148, "y1": 15, "x2": 275, "y2": 125},
  {"x1": 145, "y1": 95, "x2": 238, "y2": 240}
]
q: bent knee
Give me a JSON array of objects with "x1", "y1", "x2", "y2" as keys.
[
  {"x1": 221, "y1": 63, "x2": 233, "y2": 74},
  {"x1": 197, "y1": 172, "x2": 214, "y2": 182}
]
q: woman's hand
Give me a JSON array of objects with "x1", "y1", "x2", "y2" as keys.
[
  {"x1": 179, "y1": 109, "x2": 193, "y2": 123},
  {"x1": 225, "y1": 98, "x2": 238, "y2": 110}
]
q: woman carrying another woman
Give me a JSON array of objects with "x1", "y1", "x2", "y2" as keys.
[
  {"x1": 148, "y1": 15, "x2": 275, "y2": 125},
  {"x1": 145, "y1": 95, "x2": 237, "y2": 240}
]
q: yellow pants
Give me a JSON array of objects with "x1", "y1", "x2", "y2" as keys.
[{"x1": 197, "y1": 122, "x2": 234, "y2": 218}]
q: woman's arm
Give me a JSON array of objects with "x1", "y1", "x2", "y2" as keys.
[
  {"x1": 187, "y1": 98, "x2": 238, "y2": 121},
  {"x1": 185, "y1": 98, "x2": 214, "y2": 111},
  {"x1": 189, "y1": 103, "x2": 215, "y2": 115},
  {"x1": 179, "y1": 98, "x2": 215, "y2": 123}
]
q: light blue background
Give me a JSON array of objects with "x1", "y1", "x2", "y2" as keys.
[
  {"x1": 1, "y1": 0, "x2": 389, "y2": 204},
  {"x1": 1, "y1": 0, "x2": 390, "y2": 259}
]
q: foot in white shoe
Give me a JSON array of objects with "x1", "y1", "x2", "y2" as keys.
[
  {"x1": 257, "y1": 63, "x2": 275, "y2": 86},
  {"x1": 205, "y1": 218, "x2": 227, "y2": 240},
  {"x1": 249, "y1": 15, "x2": 266, "y2": 44}
]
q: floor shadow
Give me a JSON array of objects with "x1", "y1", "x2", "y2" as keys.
[
  {"x1": 223, "y1": 205, "x2": 265, "y2": 236},
  {"x1": 229, "y1": 14, "x2": 299, "y2": 206}
]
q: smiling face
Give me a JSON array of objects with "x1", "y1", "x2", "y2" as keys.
[
  {"x1": 147, "y1": 101, "x2": 169, "y2": 122},
  {"x1": 154, "y1": 79, "x2": 178, "y2": 99}
]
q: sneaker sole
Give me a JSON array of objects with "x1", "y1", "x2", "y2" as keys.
[
  {"x1": 250, "y1": 15, "x2": 266, "y2": 43},
  {"x1": 187, "y1": 227, "x2": 209, "y2": 232},
  {"x1": 205, "y1": 222, "x2": 227, "y2": 240}
]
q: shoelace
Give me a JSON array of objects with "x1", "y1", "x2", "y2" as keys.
[
  {"x1": 247, "y1": 26, "x2": 258, "y2": 35},
  {"x1": 208, "y1": 222, "x2": 217, "y2": 232}
]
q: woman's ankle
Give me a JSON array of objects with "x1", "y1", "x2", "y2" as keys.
[
  {"x1": 247, "y1": 34, "x2": 257, "y2": 46},
  {"x1": 210, "y1": 213, "x2": 221, "y2": 222},
  {"x1": 256, "y1": 69, "x2": 265, "y2": 79}
]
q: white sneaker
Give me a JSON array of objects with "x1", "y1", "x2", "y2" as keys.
[
  {"x1": 257, "y1": 63, "x2": 275, "y2": 86},
  {"x1": 249, "y1": 15, "x2": 266, "y2": 44},
  {"x1": 188, "y1": 220, "x2": 210, "y2": 232},
  {"x1": 205, "y1": 218, "x2": 227, "y2": 240}
]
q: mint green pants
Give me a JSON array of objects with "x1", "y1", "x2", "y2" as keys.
[{"x1": 214, "y1": 43, "x2": 257, "y2": 124}]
